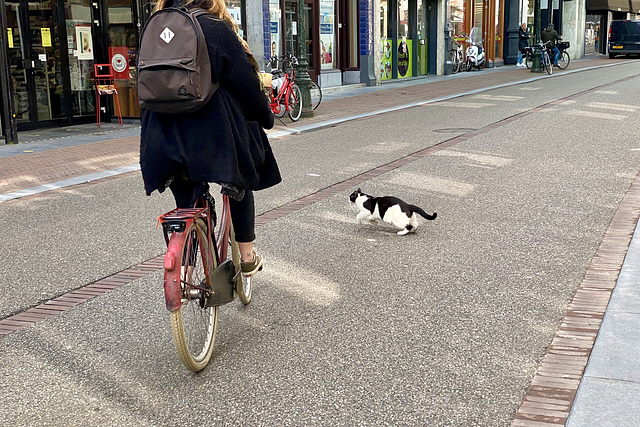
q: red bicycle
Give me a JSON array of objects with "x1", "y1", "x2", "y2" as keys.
[
  {"x1": 268, "y1": 53, "x2": 302, "y2": 121},
  {"x1": 158, "y1": 185, "x2": 251, "y2": 372}
]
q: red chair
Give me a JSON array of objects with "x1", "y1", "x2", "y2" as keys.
[{"x1": 94, "y1": 64, "x2": 123, "y2": 127}]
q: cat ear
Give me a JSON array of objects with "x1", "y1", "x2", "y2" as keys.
[{"x1": 357, "y1": 187, "x2": 361, "y2": 192}]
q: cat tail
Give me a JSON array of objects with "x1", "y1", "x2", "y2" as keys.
[{"x1": 413, "y1": 206, "x2": 437, "y2": 220}]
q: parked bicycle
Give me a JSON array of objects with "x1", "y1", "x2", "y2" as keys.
[
  {"x1": 524, "y1": 41, "x2": 569, "y2": 71},
  {"x1": 158, "y1": 185, "x2": 251, "y2": 372},
  {"x1": 450, "y1": 38, "x2": 464, "y2": 74},
  {"x1": 523, "y1": 42, "x2": 553, "y2": 74},
  {"x1": 267, "y1": 53, "x2": 302, "y2": 121}
]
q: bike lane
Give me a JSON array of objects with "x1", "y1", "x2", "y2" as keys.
[{"x1": 0, "y1": 57, "x2": 639, "y2": 425}]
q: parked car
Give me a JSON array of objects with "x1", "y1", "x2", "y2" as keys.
[{"x1": 608, "y1": 20, "x2": 640, "y2": 58}]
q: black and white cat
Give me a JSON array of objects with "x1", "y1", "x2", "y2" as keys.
[{"x1": 349, "y1": 188, "x2": 437, "y2": 235}]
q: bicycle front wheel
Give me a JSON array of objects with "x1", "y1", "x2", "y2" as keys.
[
  {"x1": 543, "y1": 52, "x2": 552, "y2": 75},
  {"x1": 450, "y1": 51, "x2": 459, "y2": 74},
  {"x1": 169, "y1": 218, "x2": 218, "y2": 372},
  {"x1": 557, "y1": 51, "x2": 570, "y2": 70},
  {"x1": 309, "y1": 80, "x2": 322, "y2": 110},
  {"x1": 288, "y1": 84, "x2": 302, "y2": 121},
  {"x1": 229, "y1": 222, "x2": 252, "y2": 305},
  {"x1": 525, "y1": 52, "x2": 532, "y2": 69}
]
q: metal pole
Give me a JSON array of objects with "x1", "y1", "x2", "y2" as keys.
[
  {"x1": 296, "y1": 0, "x2": 313, "y2": 117},
  {"x1": 0, "y1": 0, "x2": 18, "y2": 144},
  {"x1": 530, "y1": 0, "x2": 543, "y2": 73}
]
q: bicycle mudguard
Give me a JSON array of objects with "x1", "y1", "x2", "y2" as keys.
[{"x1": 163, "y1": 230, "x2": 188, "y2": 312}]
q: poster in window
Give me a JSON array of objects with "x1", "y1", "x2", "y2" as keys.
[
  {"x1": 41, "y1": 28, "x2": 52, "y2": 47},
  {"x1": 76, "y1": 25, "x2": 94, "y2": 60}
]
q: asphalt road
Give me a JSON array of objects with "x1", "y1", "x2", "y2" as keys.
[{"x1": 1, "y1": 63, "x2": 640, "y2": 426}]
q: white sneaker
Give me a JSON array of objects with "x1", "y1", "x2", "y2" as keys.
[{"x1": 517, "y1": 63, "x2": 524, "y2": 67}]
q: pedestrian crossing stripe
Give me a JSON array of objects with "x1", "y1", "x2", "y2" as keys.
[
  {"x1": 586, "y1": 102, "x2": 639, "y2": 112},
  {"x1": 432, "y1": 101, "x2": 495, "y2": 108},
  {"x1": 564, "y1": 110, "x2": 625, "y2": 121}
]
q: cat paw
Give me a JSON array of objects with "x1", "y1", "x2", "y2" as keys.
[{"x1": 397, "y1": 229, "x2": 410, "y2": 236}]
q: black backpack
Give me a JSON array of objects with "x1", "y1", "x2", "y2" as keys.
[{"x1": 137, "y1": 8, "x2": 218, "y2": 113}]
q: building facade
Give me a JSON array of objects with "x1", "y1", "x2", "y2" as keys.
[{"x1": 4, "y1": 0, "x2": 633, "y2": 134}]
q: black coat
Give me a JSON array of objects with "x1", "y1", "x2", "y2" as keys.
[
  {"x1": 140, "y1": 15, "x2": 281, "y2": 196},
  {"x1": 518, "y1": 27, "x2": 530, "y2": 51}
]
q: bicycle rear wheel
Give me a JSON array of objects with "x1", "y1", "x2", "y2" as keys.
[
  {"x1": 169, "y1": 218, "x2": 218, "y2": 372},
  {"x1": 557, "y1": 51, "x2": 570, "y2": 70},
  {"x1": 309, "y1": 80, "x2": 322, "y2": 110},
  {"x1": 288, "y1": 84, "x2": 302, "y2": 121},
  {"x1": 525, "y1": 52, "x2": 532, "y2": 69}
]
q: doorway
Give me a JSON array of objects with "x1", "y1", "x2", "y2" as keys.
[{"x1": 6, "y1": 0, "x2": 67, "y2": 129}]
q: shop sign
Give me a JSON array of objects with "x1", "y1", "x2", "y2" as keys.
[
  {"x1": 109, "y1": 47, "x2": 129, "y2": 79},
  {"x1": 8, "y1": 29, "x2": 13, "y2": 48}
]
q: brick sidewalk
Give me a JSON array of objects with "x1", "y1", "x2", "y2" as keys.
[{"x1": 0, "y1": 56, "x2": 616, "y2": 197}]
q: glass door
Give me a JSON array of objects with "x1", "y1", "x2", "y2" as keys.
[
  {"x1": 64, "y1": 0, "x2": 96, "y2": 118},
  {"x1": 6, "y1": 0, "x2": 66, "y2": 127},
  {"x1": 106, "y1": 0, "x2": 139, "y2": 118}
]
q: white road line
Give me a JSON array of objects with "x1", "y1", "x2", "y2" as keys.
[{"x1": 0, "y1": 164, "x2": 140, "y2": 203}]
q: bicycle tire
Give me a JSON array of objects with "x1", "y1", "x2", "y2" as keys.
[
  {"x1": 288, "y1": 84, "x2": 302, "y2": 121},
  {"x1": 543, "y1": 51, "x2": 552, "y2": 75},
  {"x1": 450, "y1": 51, "x2": 459, "y2": 74},
  {"x1": 229, "y1": 222, "x2": 252, "y2": 305},
  {"x1": 273, "y1": 93, "x2": 287, "y2": 118},
  {"x1": 169, "y1": 218, "x2": 218, "y2": 372},
  {"x1": 309, "y1": 80, "x2": 322, "y2": 110},
  {"x1": 525, "y1": 52, "x2": 532, "y2": 69},
  {"x1": 557, "y1": 51, "x2": 570, "y2": 70}
]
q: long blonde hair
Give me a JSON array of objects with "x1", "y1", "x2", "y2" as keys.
[{"x1": 153, "y1": 0, "x2": 254, "y2": 60}]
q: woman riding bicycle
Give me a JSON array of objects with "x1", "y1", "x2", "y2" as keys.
[{"x1": 139, "y1": 0, "x2": 281, "y2": 275}]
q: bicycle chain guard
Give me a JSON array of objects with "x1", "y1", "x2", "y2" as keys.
[{"x1": 205, "y1": 260, "x2": 236, "y2": 307}]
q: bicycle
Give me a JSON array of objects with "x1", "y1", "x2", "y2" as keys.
[
  {"x1": 158, "y1": 184, "x2": 252, "y2": 372},
  {"x1": 524, "y1": 42, "x2": 552, "y2": 74},
  {"x1": 268, "y1": 53, "x2": 302, "y2": 121},
  {"x1": 450, "y1": 38, "x2": 464, "y2": 74}
]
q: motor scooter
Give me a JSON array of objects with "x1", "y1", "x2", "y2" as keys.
[{"x1": 465, "y1": 28, "x2": 486, "y2": 71}]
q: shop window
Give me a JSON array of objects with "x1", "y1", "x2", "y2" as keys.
[
  {"x1": 269, "y1": 0, "x2": 282, "y2": 61},
  {"x1": 106, "y1": 0, "x2": 138, "y2": 117},
  {"x1": 320, "y1": 0, "x2": 336, "y2": 69},
  {"x1": 450, "y1": 0, "x2": 465, "y2": 36}
]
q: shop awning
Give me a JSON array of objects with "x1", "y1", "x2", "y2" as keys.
[
  {"x1": 586, "y1": 0, "x2": 630, "y2": 11},
  {"x1": 630, "y1": 0, "x2": 640, "y2": 13}
]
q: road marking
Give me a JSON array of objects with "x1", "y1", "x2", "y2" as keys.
[
  {"x1": 2, "y1": 63, "x2": 637, "y2": 205},
  {"x1": 0, "y1": 164, "x2": 141, "y2": 203},
  {"x1": 472, "y1": 94, "x2": 524, "y2": 101},
  {"x1": 585, "y1": 102, "x2": 640, "y2": 112},
  {"x1": 432, "y1": 101, "x2": 495, "y2": 108},
  {"x1": 564, "y1": 110, "x2": 625, "y2": 121}
]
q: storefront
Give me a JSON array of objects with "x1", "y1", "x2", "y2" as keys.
[
  {"x1": 448, "y1": 0, "x2": 506, "y2": 67},
  {"x1": 2, "y1": 0, "x2": 150, "y2": 131},
  {"x1": 379, "y1": 0, "x2": 438, "y2": 79},
  {"x1": 1, "y1": 0, "x2": 251, "y2": 132},
  {"x1": 269, "y1": 0, "x2": 360, "y2": 87}
]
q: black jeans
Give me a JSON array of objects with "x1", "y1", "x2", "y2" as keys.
[{"x1": 169, "y1": 179, "x2": 255, "y2": 243}]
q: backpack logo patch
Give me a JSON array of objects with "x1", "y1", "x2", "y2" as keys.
[{"x1": 160, "y1": 27, "x2": 175, "y2": 44}]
